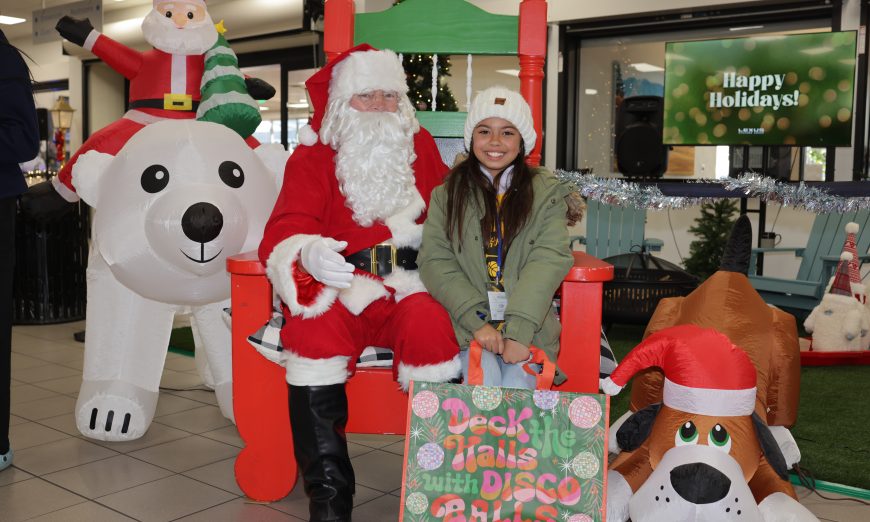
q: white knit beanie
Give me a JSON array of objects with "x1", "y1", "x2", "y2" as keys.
[{"x1": 464, "y1": 86, "x2": 536, "y2": 154}]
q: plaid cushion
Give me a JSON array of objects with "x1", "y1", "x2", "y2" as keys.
[{"x1": 246, "y1": 309, "x2": 394, "y2": 367}]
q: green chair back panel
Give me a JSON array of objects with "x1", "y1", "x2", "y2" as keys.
[
  {"x1": 798, "y1": 211, "x2": 870, "y2": 282},
  {"x1": 585, "y1": 200, "x2": 649, "y2": 259},
  {"x1": 354, "y1": 0, "x2": 518, "y2": 55},
  {"x1": 416, "y1": 111, "x2": 468, "y2": 138}
]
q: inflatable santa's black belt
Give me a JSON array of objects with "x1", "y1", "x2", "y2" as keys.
[
  {"x1": 129, "y1": 98, "x2": 200, "y2": 112},
  {"x1": 346, "y1": 244, "x2": 417, "y2": 277}
]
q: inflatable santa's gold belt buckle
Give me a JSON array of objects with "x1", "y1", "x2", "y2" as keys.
[{"x1": 163, "y1": 93, "x2": 193, "y2": 111}]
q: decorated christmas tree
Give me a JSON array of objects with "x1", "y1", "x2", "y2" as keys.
[
  {"x1": 402, "y1": 54, "x2": 459, "y2": 112},
  {"x1": 394, "y1": 0, "x2": 458, "y2": 111},
  {"x1": 197, "y1": 23, "x2": 261, "y2": 137},
  {"x1": 684, "y1": 199, "x2": 739, "y2": 280}
]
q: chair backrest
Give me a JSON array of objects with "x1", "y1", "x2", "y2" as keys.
[
  {"x1": 797, "y1": 210, "x2": 870, "y2": 282},
  {"x1": 584, "y1": 200, "x2": 651, "y2": 259},
  {"x1": 324, "y1": 0, "x2": 546, "y2": 164}
]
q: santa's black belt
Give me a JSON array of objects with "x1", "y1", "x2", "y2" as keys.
[
  {"x1": 345, "y1": 244, "x2": 418, "y2": 277},
  {"x1": 129, "y1": 98, "x2": 200, "y2": 112}
]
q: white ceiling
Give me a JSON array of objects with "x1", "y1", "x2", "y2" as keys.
[{"x1": 0, "y1": 0, "x2": 152, "y2": 41}]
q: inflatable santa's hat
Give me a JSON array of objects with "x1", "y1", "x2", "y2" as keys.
[
  {"x1": 297, "y1": 43, "x2": 410, "y2": 146},
  {"x1": 601, "y1": 324, "x2": 757, "y2": 417}
]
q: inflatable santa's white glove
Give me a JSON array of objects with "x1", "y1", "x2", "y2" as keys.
[
  {"x1": 758, "y1": 492, "x2": 818, "y2": 522},
  {"x1": 601, "y1": 376, "x2": 624, "y2": 396},
  {"x1": 606, "y1": 470, "x2": 632, "y2": 522},
  {"x1": 300, "y1": 238, "x2": 354, "y2": 289}
]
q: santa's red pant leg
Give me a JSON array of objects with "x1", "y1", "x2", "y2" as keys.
[{"x1": 281, "y1": 292, "x2": 460, "y2": 386}]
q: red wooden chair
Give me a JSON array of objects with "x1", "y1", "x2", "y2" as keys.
[
  {"x1": 229, "y1": 252, "x2": 612, "y2": 501},
  {"x1": 228, "y1": 0, "x2": 614, "y2": 502}
]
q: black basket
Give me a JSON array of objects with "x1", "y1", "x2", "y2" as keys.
[
  {"x1": 12, "y1": 172, "x2": 90, "y2": 324},
  {"x1": 602, "y1": 252, "x2": 699, "y2": 325}
]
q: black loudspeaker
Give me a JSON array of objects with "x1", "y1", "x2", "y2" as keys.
[
  {"x1": 36, "y1": 108, "x2": 50, "y2": 141},
  {"x1": 616, "y1": 95, "x2": 668, "y2": 178}
]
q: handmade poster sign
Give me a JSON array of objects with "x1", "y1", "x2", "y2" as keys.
[{"x1": 400, "y1": 382, "x2": 609, "y2": 522}]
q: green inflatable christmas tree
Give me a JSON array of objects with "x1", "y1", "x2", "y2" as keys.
[{"x1": 196, "y1": 23, "x2": 261, "y2": 138}]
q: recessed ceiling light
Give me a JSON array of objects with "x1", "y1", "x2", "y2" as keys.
[
  {"x1": 287, "y1": 102, "x2": 309, "y2": 108},
  {"x1": 585, "y1": 89, "x2": 598, "y2": 95},
  {"x1": 259, "y1": 106, "x2": 270, "y2": 111},
  {"x1": 0, "y1": 16, "x2": 26, "y2": 25},
  {"x1": 729, "y1": 25, "x2": 764, "y2": 32},
  {"x1": 496, "y1": 69, "x2": 520, "y2": 77}
]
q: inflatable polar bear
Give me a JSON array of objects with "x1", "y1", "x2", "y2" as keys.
[{"x1": 71, "y1": 119, "x2": 285, "y2": 441}]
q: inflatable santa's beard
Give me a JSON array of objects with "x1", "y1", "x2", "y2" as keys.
[{"x1": 73, "y1": 119, "x2": 280, "y2": 305}]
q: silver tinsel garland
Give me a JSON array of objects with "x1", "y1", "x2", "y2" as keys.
[{"x1": 555, "y1": 170, "x2": 870, "y2": 213}]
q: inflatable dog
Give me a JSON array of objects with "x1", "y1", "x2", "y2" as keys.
[{"x1": 602, "y1": 325, "x2": 817, "y2": 522}]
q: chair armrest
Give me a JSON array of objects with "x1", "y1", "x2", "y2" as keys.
[
  {"x1": 820, "y1": 254, "x2": 870, "y2": 264},
  {"x1": 750, "y1": 247, "x2": 806, "y2": 256},
  {"x1": 565, "y1": 251, "x2": 614, "y2": 283},
  {"x1": 569, "y1": 235, "x2": 586, "y2": 248}
]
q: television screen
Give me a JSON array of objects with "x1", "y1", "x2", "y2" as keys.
[{"x1": 662, "y1": 31, "x2": 857, "y2": 146}]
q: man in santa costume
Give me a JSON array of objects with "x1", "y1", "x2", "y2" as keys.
[
  {"x1": 259, "y1": 44, "x2": 461, "y2": 521},
  {"x1": 23, "y1": 0, "x2": 272, "y2": 215}
]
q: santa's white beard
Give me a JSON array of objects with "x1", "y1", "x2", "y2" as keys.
[
  {"x1": 142, "y1": 9, "x2": 218, "y2": 55},
  {"x1": 322, "y1": 103, "x2": 419, "y2": 227}
]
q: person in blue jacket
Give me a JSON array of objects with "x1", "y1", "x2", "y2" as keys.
[{"x1": 0, "y1": 27, "x2": 39, "y2": 472}]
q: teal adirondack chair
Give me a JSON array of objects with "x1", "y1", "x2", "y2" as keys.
[
  {"x1": 748, "y1": 210, "x2": 870, "y2": 316},
  {"x1": 572, "y1": 200, "x2": 664, "y2": 258}
]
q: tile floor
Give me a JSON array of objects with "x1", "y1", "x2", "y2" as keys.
[{"x1": 3, "y1": 320, "x2": 869, "y2": 521}]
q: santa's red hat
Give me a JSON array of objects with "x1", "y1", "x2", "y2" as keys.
[
  {"x1": 601, "y1": 324, "x2": 757, "y2": 417},
  {"x1": 297, "y1": 43, "x2": 409, "y2": 146}
]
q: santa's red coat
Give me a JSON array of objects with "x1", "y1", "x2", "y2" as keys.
[{"x1": 259, "y1": 127, "x2": 447, "y2": 264}]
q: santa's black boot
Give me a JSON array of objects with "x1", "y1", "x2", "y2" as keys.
[{"x1": 289, "y1": 384, "x2": 355, "y2": 522}]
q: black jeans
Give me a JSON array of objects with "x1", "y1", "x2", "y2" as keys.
[{"x1": 0, "y1": 196, "x2": 15, "y2": 454}]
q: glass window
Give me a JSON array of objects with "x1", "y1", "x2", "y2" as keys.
[{"x1": 575, "y1": 20, "x2": 830, "y2": 179}]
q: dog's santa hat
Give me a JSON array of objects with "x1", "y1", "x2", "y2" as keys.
[
  {"x1": 297, "y1": 43, "x2": 410, "y2": 146},
  {"x1": 601, "y1": 324, "x2": 757, "y2": 417}
]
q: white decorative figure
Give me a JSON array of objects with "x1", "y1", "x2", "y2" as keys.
[
  {"x1": 71, "y1": 119, "x2": 284, "y2": 441},
  {"x1": 807, "y1": 252, "x2": 870, "y2": 352}
]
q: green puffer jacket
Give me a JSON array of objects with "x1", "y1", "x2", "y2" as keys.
[{"x1": 419, "y1": 168, "x2": 574, "y2": 384}]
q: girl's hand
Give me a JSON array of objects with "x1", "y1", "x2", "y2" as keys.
[
  {"x1": 502, "y1": 339, "x2": 531, "y2": 364},
  {"x1": 473, "y1": 324, "x2": 504, "y2": 354}
]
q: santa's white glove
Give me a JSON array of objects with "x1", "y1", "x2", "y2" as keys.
[{"x1": 300, "y1": 238, "x2": 354, "y2": 289}]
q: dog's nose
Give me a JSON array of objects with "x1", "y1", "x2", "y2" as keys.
[
  {"x1": 181, "y1": 202, "x2": 223, "y2": 243},
  {"x1": 670, "y1": 462, "x2": 731, "y2": 504}
]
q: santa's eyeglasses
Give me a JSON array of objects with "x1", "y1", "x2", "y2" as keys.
[{"x1": 351, "y1": 90, "x2": 399, "y2": 107}]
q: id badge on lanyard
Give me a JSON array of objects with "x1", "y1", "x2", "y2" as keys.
[{"x1": 488, "y1": 209, "x2": 507, "y2": 321}]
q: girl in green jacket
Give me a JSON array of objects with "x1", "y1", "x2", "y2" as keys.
[{"x1": 419, "y1": 86, "x2": 574, "y2": 388}]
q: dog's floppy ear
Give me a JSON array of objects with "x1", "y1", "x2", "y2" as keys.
[
  {"x1": 616, "y1": 403, "x2": 662, "y2": 451},
  {"x1": 752, "y1": 412, "x2": 789, "y2": 479}
]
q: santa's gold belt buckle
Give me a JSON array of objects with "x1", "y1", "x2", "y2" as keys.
[{"x1": 164, "y1": 93, "x2": 193, "y2": 110}]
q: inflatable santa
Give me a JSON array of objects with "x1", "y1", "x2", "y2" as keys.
[
  {"x1": 256, "y1": 44, "x2": 461, "y2": 520},
  {"x1": 22, "y1": 0, "x2": 273, "y2": 217}
]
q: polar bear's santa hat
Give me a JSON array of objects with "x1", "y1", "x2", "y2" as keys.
[
  {"x1": 602, "y1": 324, "x2": 757, "y2": 417},
  {"x1": 297, "y1": 43, "x2": 411, "y2": 146}
]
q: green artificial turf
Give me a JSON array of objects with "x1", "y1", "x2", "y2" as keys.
[
  {"x1": 604, "y1": 324, "x2": 870, "y2": 490},
  {"x1": 168, "y1": 327, "x2": 196, "y2": 356}
]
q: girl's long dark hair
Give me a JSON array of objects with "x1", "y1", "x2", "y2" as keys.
[{"x1": 444, "y1": 140, "x2": 535, "y2": 254}]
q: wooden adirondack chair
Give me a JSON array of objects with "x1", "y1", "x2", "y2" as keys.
[
  {"x1": 748, "y1": 210, "x2": 870, "y2": 316},
  {"x1": 573, "y1": 199, "x2": 664, "y2": 258}
]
